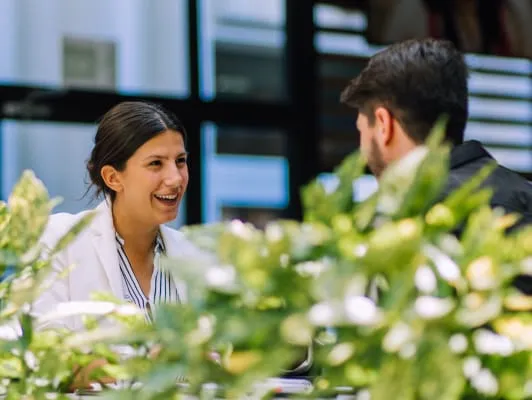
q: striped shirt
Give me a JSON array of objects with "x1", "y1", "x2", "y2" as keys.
[{"x1": 115, "y1": 232, "x2": 180, "y2": 322}]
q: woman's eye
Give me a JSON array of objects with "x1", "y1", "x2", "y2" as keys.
[
  {"x1": 149, "y1": 160, "x2": 162, "y2": 167},
  {"x1": 176, "y1": 157, "x2": 187, "y2": 165}
]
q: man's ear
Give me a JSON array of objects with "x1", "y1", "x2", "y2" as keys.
[
  {"x1": 374, "y1": 106, "x2": 394, "y2": 145},
  {"x1": 100, "y1": 165, "x2": 123, "y2": 193}
]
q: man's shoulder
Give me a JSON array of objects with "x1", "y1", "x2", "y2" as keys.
[
  {"x1": 440, "y1": 154, "x2": 491, "y2": 200},
  {"x1": 443, "y1": 156, "x2": 532, "y2": 230},
  {"x1": 479, "y1": 164, "x2": 532, "y2": 211},
  {"x1": 446, "y1": 154, "x2": 532, "y2": 200}
]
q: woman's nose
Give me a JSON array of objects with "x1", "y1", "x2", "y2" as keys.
[{"x1": 165, "y1": 164, "x2": 182, "y2": 187}]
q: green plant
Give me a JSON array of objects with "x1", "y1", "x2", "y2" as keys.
[
  {"x1": 0, "y1": 118, "x2": 530, "y2": 399},
  {"x1": 0, "y1": 172, "x2": 140, "y2": 399},
  {"x1": 102, "y1": 120, "x2": 531, "y2": 399}
]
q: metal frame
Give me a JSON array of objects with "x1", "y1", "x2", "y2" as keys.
[{"x1": 0, "y1": 0, "x2": 319, "y2": 225}]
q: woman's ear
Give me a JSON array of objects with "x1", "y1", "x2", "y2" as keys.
[{"x1": 100, "y1": 165, "x2": 123, "y2": 193}]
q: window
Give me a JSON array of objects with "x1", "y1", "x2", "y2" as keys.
[
  {"x1": 201, "y1": 123, "x2": 289, "y2": 228},
  {"x1": 314, "y1": 2, "x2": 378, "y2": 171},
  {"x1": 1, "y1": 120, "x2": 96, "y2": 214},
  {"x1": 0, "y1": 0, "x2": 189, "y2": 97},
  {"x1": 198, "y1": 0, "x2": 287, "y2": 101},
  {"x1": 464, "y1": 54, "x2": 532, "y2": 174},
  {"x1": 314, "y1": 1, "x2": 532, "y2": 175}
]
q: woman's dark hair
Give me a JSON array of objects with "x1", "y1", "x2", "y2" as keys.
[{"x1": 86, "y1": 101, "x2": 187, "y2": 200}]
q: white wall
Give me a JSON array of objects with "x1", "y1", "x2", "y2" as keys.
[
  {"x1": 0, "y1": 0, "x2": 188, "y2": 95},
  {"x1": 0, "y1": 0, "x2": 18, "y2": 80}
]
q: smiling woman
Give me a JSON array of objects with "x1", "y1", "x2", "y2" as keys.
[{"x1": 33, "y1": 102, "x2": 203, "y2": 332}]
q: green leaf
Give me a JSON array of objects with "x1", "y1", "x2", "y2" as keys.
[
  {"x1": 5, "y1": 171, "x2": 59, "y2": 255},
  {"x1": 0, "y1": 357, "x2": 22, "y2": 379},
  {"x1": 415, "y1": 332, "x2": 465, "y2": 400},
  {"x1": 371, "y1": 357, "x2": 415, "y2": 400},
  {"x1": 363, "y1": 218, "x2": 423, "y2": 274},
  {"x1": 301, "y1": 152, "x2": 366, "y2": 224},
  {"x1": 396, "y1": 145, "x2": 450, "y2": 218},
  {"x1": 353, "y1": 192, "x2": 379, "y2": 231},
  {"x1": 141, "y1": 363, "x2": 186, "y2": 394},
  {"x1": 377, "y1": 135, "x2": 450, "y2": 220},
  {"x1": 19, "y1": 313, "x2": 32, "y2": 351},
  {"x1": 460, "y1": 206, "x2": 505, "y2": 264},
  {"x1": 442, "y1": 163, "x2": 497, "y2": 226}
]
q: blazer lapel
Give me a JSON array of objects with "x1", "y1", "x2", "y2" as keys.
[
  {"x1": 90, "y1": 200, "x2": 123, "y2": 300},
  {"x1": 160, "y1": 226, "x2": 189, "y2": 303}
]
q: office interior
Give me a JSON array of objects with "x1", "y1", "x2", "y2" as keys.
[{"x1": 0, "y1": 0, "x2": 530, "y2": 229}]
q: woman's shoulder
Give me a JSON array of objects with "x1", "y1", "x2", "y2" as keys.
[
  {"x1": 48, "y1": 208, "x2": 94, "y2": 225},
  {"x1": 48, "y1": 208, "x2": 95, "y2": 231},
  {"x1": 41, "y1": 207, "x2": 99, "y2": 249}
]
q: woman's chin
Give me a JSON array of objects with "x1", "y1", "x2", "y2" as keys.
[
  {"x1": 151, "y1": 200, "x2": 180, "y2": 224},
  {"x1": 158, "y1": 209, "x2": 179, "y2": 225}
]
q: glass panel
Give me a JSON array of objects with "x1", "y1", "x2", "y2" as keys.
[
  {"x1": 314, "y1": 1, "x2": 532, "y2": 175},
  {"x1": 0, "y1": 0, "x2": 189, "y2": 97},
  {"x1": 0, "y1": 120, "x2": 186, "y2": 228},
  {"x1": 198, "y1": 0, "x2": 286, "y2": 101},
  {"x1": 201, "y1": 123, "x2": 289, "y2": 228},
  {"x1": 318, "y1": 53, "x2": 366, "y2": 171},
  {"x1": 314, "y1": 2, "x2": 370, "y2": 171},
  {"x1": 365, "y1": 1, "x2": 532, "y2": 58},
  {"x1": 317, "y1": 173, "x2": 378, "y2": 204}
]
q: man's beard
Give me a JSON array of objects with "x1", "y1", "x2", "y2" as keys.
[{"x1": 367, "y1": 137, "x2": 387, "y2": 178}]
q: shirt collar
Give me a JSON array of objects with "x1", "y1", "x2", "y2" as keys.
[
  {"x1": 154, "y1": 233, "x2": 166, "y2": 254},
  {"x1": 115, "y1": 231, "x2": 166, "y2": 254},
  {"x1": 450, "y1": 140, "x2": 493, "y2": 169}
]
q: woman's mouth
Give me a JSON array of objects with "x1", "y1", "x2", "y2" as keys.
[{"x1": 154, "y1": 193, "x2": 179, "y2": 206}]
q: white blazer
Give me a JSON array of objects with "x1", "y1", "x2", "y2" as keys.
[{"x1": 33, "y1": 200, "x2": 202, "y2": 332}]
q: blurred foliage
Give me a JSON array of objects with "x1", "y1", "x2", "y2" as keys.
[
  {"x1": 0, "y1": 171, "x2": 137, "y2": 399},
  {"x1": 119, "y1": 118, "x2": 529, "y2": 399},
  {"x1": 0, "y1": 118, "x2": 531, "y2": 399}
]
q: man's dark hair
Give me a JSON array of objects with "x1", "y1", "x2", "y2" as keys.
[{"x1": 340, "y1": 38, "x2": 469, "y2": 146}]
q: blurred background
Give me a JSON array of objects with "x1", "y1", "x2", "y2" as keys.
[{"x1": 0, "y1": 0, "x2": 530, "y2": 229}]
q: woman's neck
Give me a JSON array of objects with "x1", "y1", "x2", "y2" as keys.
[{"x1": 111, "y1": 199, "x2": 158, "y2": 258}]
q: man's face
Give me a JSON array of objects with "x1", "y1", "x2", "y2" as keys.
[{"x1": 356, "y1": 112, "x2": 387, "y2": 178}]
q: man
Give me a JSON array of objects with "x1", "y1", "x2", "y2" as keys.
[{"x1": 340, "y1": 37, "x2": 532, "y2": 293}]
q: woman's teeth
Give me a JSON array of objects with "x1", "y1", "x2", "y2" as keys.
[{"x1": 155, "y1": 194, "x2": 178, "y2": 201}]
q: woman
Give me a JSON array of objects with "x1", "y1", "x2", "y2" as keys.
[{"x1": 34, "y1": 101, "x2": 201, "y2": 331}]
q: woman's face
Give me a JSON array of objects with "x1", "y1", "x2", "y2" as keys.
[{"x1": 111, "y1": 129, "x2": 188, "y2": 228}]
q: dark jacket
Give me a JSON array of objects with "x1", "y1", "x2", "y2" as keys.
[{"x1": 442, "y1": 140, "x2": 532, "y2": 294}]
